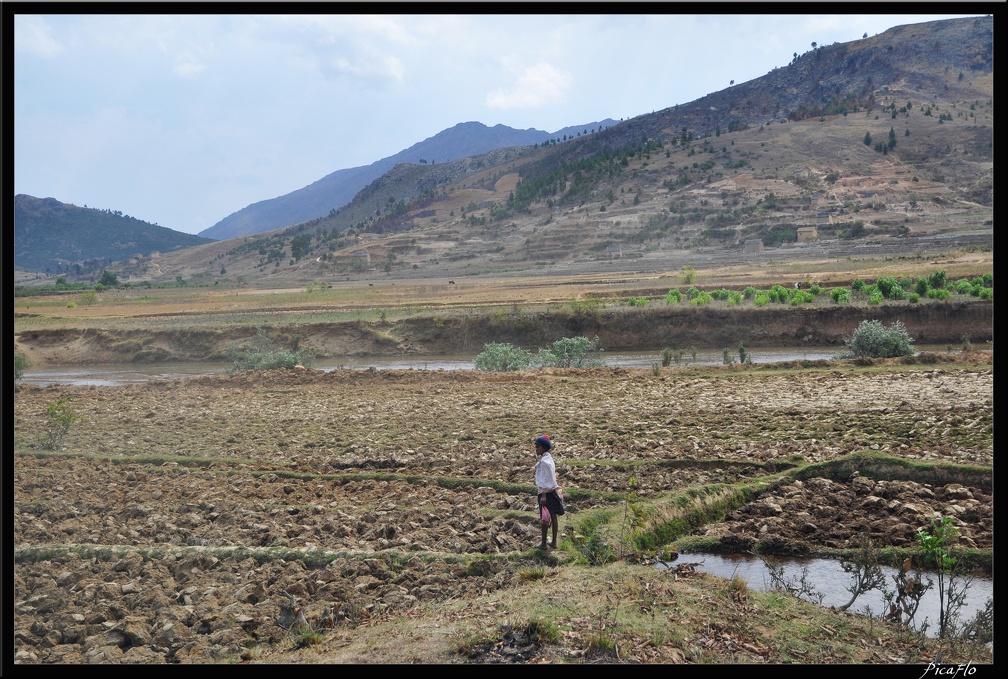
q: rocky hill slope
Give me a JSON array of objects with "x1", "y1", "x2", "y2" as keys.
[{"x1": 20, "y1": 16, "x2": 993, "y2": 289}]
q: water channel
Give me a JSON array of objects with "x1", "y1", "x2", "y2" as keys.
[
  {"x1": 17, "y1": 345, "x2": 959, "y2": 388},
  {"x1": 666, "y1": 552, "x2": 992, "y2": 639}
]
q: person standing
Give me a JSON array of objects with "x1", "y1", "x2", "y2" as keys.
[{"x1": 534, "y1": 434, "x2": 565, "y2": 549}]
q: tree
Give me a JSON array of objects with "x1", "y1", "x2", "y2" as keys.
[
  {"x1": 14, "y1": 352, "x2": 30, "y2": 383},
  {"x1": 863, "y1": 131, "x2": 872, "y2": 146},
  {"x1": 888, "y1": 126, "x2": 897, "y2": 150},
  {"x1": 811, "y1": 41, "x2": 817, "y2": 50},
  {"x1": 98, "y1": 269, "x2": 119, "y2": 287},
  {"x1": 291, "y1": 234, "x2": 312, "y2": 260}
]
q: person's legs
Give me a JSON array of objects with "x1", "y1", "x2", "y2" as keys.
[
  {"x1": 550, "y1": 514, "x2": 559, "y2": 548},
  {"x1": 538, "y1": 495, "x2": 548, "y2": 548}
]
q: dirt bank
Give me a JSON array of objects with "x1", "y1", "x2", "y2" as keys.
[{"x1": 13, "y1": 299, "x2": 993, "y2": 366}]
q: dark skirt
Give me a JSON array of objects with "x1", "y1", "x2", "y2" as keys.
[{"x1": 538, "y1": 490, "x2": 565, "y2": 516}]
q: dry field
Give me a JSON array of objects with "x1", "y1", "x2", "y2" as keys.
[
  {"x1": 13, "y1": 245, "x2": 995, "y2": 665},
  {"x1": 13, "y1": 351, "x2": 993, "y2": 664}
]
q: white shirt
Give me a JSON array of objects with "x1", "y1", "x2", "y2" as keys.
[{"x1": 535, "y1": 452, "x2": 558, "y2": 492}]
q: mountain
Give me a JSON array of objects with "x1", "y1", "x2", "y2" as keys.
[
  {"x1": 198, "y1": 119, "x2": 619, "y2": 240},
  {"x1": 17, "y1": 16, "x2": 992, "y2": 288},
  {"x1": 13, "y1": 195, "x2": 214, "y2": 275}
]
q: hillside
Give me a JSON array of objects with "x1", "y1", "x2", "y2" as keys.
[
  {"x1": 13, "y1": 195, "x2": 214, "y2": 277},
  {"x1": 198, "y1": 119, "x2": 619, "y2": 241},
  {"x1": 22, "y1": 15, "x2": 993, "y2": 289}
]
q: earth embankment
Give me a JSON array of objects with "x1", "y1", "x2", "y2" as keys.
[{"x1": 13, "y1": 300, "x2": 992, "y2": 366}]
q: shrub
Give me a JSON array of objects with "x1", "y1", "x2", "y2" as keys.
[
  {"x1": 227, "y1": 328, "x2": 315, "y2": 372},
  {"x1": 665, "y1": 289, "x2": 682, "y2": 304},
  {"x1": 474, "y1": 342, "x2": 535, "y2": 371},
  {"x1": 790, "y1": 290, "x2": 814, "y2": 305},
  {"x1": 742, "y1": 286, "x2": 757, "y2": 300},
  {"x1": 928, "y1": 269, "x2": 948, "y2": 291},
  {"x1": 40, "y1": 395, "x2": 78, "y2": 451},
  {"x1": 690, "y1": 291, "x2": 713, "y2": 306},
  {"x1": 14, "y1": 352, "x2": 30, "y2": 383},
  {"x1": 768, "y1": 284, "x2": 790, "y2": 303},
  {"x1": 627, "y1": 296, "x2": 648, "y2": 307},
  {"x1": 926, "y1": 288, "x2": 952, "y2": 301},
  {"x1": 753, "y1": 291, "x2": 770, "y2": 307},
  {"x1": 875, "y1": 277, "x2": 900, "y2": 298},
  {"x1": 830, "y1": 287, "x2": 852, "y2": 304},
  {"x1": 538, "y1": 336, "x2": 605, "y2": 368},
  {"x1": 680, "y1": 266, "x2": 696, "y2": 284},
  {"x1": 844, "y1": 319, "x2": 916, "y2": 358}
]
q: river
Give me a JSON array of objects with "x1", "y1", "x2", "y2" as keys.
[{"x1": 17, "y1": 345, "x2": 964, "y2": 387}]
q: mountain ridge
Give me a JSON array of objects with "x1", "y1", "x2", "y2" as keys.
[
  {"x1": 13, "y1": 15, "x2": 992, "y2": 287},
  {"x1": 198, "y1": 119, "x2": 619, "y2": 240},
  {"x1": 13, "y1": 195, "x2": 214, "y2": 275}
]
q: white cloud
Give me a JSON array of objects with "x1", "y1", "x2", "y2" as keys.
[
  {"x1": 14, "y1": 15, "x2": 64, "y2": 59},
  {"x1": 485, "y1": 62, "x2": 571, "y2": 110},
  {"x1": 173, "y1": 51, "x2": 208, "y2": 79}
]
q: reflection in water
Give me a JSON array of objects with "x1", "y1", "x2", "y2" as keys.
[{"x1": 665, "y1": 552, "x2": 993, "y2": 638}]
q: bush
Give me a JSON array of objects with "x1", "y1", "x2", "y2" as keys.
[
  {"x1": 665, "y1": 289, "x2": 682, "y2": 304},
  {"x1": 474, "y1": 342, "x2": 534, "y2": 371},
  {"x1": 538, "y1": 336, "x2": 605, "y2": 368},
  {"x1": 690, "y1": 291, "x2": 713, "y2": 306},
  {"x1": 928, "y1": 270, "x2": 948, "y2": 291},
  {"x1": 227, "y1": 328, "x2": 315, "y2": 372},
  {"x1": 40, "y1": 395, "x2": 78, "y2": 451},
  {"x1": 844, "y1": 320, "x2": 916, "y2": 359},
  {"x1": 830, "y1": 287, "x2": 852, "y2": 304},
  {"x1": 768, "y1": 284, "x2": 790, "y2": 303},
  {"x1": 15, "y1": 352, "x2": 30, "y2": 383}
]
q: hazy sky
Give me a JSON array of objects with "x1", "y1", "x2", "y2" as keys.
[{"x1": 12, "y1": 11, "x2": 978, "y2": 236}]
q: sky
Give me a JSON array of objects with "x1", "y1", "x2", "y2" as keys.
[{"x1": 11, "y1": 11, "x2": 982, "y2": 236}]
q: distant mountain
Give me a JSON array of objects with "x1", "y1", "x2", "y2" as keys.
[
  {"x1": 13, "y1": 195, "x2": 214, "y2": 275},
  {"x1": 16, "y1": 15, "x2": 992, "y2": 289},
  {"x1": 198, "y1": 119, "x2": 618, "y2": 240}
]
